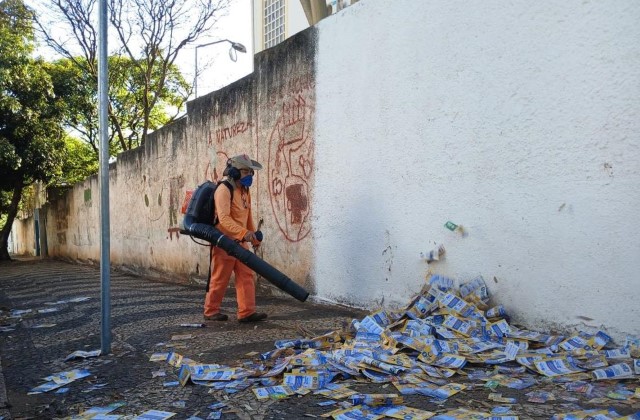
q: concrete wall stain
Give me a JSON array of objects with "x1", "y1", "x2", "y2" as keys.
[{"x1": 167, "y1": 176, "x2": 185, "y2": 239}]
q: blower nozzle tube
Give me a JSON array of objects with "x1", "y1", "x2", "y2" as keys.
[{"x1": 186, "y1": 221, "x2": 309, "y2": 302}]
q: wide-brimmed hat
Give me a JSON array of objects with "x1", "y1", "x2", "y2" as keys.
[{"x1": 229, "y1": 154, "x2": 263, "y2": 170}]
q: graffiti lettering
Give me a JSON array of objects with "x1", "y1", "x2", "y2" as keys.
[
  {"x1": 283, "y1": 96, "x2": 305, "y2": 128},
  {"x1": 215, "y1": 121, "x2": 253, "y2": 143},
  {"x1": 268, "y1": 73, "x2": 314, "y2": 105},
  {"x1": 288, "y1": 73, "x2": 314, "y2": 95},
  {"x1": 272, "y1": 176, "x2": 283, "y2": 196}
]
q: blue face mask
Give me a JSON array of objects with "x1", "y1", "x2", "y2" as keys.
[{"x1": 239, "y1": 175, "x2": 253, "y2": 187}]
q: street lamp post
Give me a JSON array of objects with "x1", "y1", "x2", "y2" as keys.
[{"x1": 194, "y1": 39, "x2": 247, "y2": 98}]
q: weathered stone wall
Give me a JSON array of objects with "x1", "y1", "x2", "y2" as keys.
[
  {"x1": 17, "y1": 29, "x2": 317, "y2": 292},
  {"x1": 8, "y1": 216, "x2": 34, "y2": 256}
]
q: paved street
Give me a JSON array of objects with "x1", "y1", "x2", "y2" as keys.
[{"x1": 1, "y1": 259, "x2": 639, "y2": 419}]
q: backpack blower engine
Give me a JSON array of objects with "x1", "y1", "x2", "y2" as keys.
[{"x1": 180, "y1": 181, "x2": 309, "y2": 302}]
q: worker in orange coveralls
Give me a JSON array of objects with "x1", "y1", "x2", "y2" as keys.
[{"x1": 203, "y1": 154, "x2": 267, "y2": 323}]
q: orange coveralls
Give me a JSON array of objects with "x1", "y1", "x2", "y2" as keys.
[{"x1": 203, "y1": 181, "x2": 258, "y2": 319}]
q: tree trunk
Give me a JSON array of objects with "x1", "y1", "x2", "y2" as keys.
[{"x1": 0, "y1": 185, "x2": 24, "y2": 261}]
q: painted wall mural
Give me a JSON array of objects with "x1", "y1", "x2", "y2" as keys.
[{"x1": 268, "y1": 94, "x2": 314, "y2": 242}]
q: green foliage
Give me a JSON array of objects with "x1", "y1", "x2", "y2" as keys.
[
  {"x1": 33, "y1": 0, "x2": 228, "y2": 154},
  {"x1": 46, "y1": 55, "x2": 189, "y2": 156},
  {"x1": 0, "y1": 0, "x2": 66, "y2": 258},
  {"x1": 46, "y1": 59, "x2": 99, "y2": 154},
  {"x1": 56, "y1": 135, "x2": 99, "y2": 185},
  {"x1": 0, "y1": 190, "x2": 10, "y2": 223},
  {"x1": 107, "y1": 55, "x2": 190, "y2": 151},
  {"x1": 0, "y1": 57, "x2": 65, "y2": 189},
  {"x1": 0, "y1": 0, "x2": 33, "y2": 65},
  {"x1": 0, "y1": 0, "x2": 65, "y2": 189}
]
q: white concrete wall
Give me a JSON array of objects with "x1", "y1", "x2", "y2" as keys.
[{"x1": 314, "y1": 0, "x2": 640, "y2": 339}]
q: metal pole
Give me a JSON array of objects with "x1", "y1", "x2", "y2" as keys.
[{"x1": 98, "y1": 0, "x2": 111, "y2": 355}]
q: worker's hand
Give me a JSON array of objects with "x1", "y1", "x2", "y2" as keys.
[
  {"x1": 252, "y1": 230, "x2": 263, "y2": 248},
  {"x1": 243, "y1": 231, "x2": 256, "y2": 242}
]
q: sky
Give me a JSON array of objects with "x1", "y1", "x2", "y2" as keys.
[
  {"x1": 26, "y1": 0, "x2": 254, "y2": 100},
  {"x1": 191, "y1": 0, "x2": 254, "y2": 97}
]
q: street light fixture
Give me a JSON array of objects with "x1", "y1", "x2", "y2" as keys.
[{"x1": 194, "y1": 39, "x2": 247, "y2": 98}]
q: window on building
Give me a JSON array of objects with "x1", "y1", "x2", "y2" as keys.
[{"x1": 264, "y1": 0, "x2": 285, "y2": 49}]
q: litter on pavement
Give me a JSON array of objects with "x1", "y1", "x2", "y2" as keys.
[
  {"x1": 143, "y1": 274, "x2": 640, "y2": 419},
  {"x1": 4, "y1": 274, "x2": 639, "y2": 419}
]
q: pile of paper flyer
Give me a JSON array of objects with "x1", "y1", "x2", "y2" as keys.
[{"x1": 150, "y1": 275, "x2": 640, "y2": 420}]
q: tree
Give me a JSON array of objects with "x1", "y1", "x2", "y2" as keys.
[
  {"x1": 56, "y1": 134, "x2": 99, "y2": 185},
  {"x1": 46, "y1": 58, "x2": 100, "y2": 155},
  {"x1": 33, "y1": 0, "x2": 230, "y2": 153},
  {"x1": 47, "y1": 56, "x2": 188, "y2": 155},
  {"x1": 0, "y1": 0, "x2": 66, "y2": 260}
]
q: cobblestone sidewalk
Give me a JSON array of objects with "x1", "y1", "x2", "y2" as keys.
[{"x1": 0, "y1": 259, "x2": 364, "y2": 419}]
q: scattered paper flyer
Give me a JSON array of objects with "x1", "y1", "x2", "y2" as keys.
[
  {"x1": 74, "y1": 402, "x2": 125, "y2": 419},
  {"x1": 65, "y1": 349, "x2": 101, "y2": 361},
  {"x1": 134, "y1": 410, "x2": 176, "y2": 419},
  {"x1": 29, "y1": 368, "x2": 91, "y2": 394}
]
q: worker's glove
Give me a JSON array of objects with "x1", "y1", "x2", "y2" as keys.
[{"x1": 250, "y1": 230, "x2": 263, "y2": 249}]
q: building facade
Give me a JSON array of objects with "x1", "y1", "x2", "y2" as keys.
[{"x1": 253, "y1": 0, "x2": 359, "y2": 53}]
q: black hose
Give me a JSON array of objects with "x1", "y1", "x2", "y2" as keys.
[{"x1": 186, "y1": 221, "x2": 309, "y2": 302}]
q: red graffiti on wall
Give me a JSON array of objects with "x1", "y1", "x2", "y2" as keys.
[
  {"x1": 167, "y1": 227, "x2": 181, "y2": 240},
  {"x1": 159, "y1": 176, "x2": 185, "y2": 241},
  {"x1": 268, "y1": 94, "x2": 314, "y2": 242},
  {"x1": 268, "y1": 73, "x2": 315, "y2": 106},
  {"x1": 205, "y1": 119, "x2": 255, "y2": 179},
  {"x1": 203, "y1": 151, "x2": 230, "y2": 182},
  {"x1": 215, "y1": 121, "x2": 253, "y2": 144}
]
